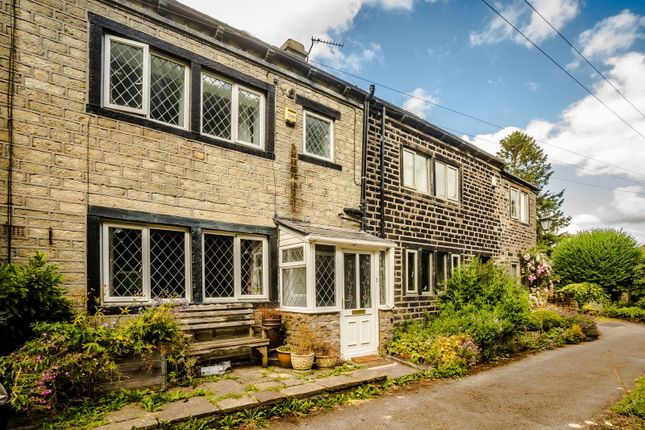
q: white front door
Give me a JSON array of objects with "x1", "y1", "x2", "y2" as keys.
[{"x1": 340, "y1": 251, "x2": 378, "y2": 359}]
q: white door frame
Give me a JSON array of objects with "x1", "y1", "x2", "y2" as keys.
[{"x1": 339, "y1": 250, "x2": 379, "y2": 359}]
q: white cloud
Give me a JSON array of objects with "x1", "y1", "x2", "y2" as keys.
[
  {"x1": 596, "y1": 186, "x2": 645, "y2": 224},
  {"x1": 177, "y1": 0, "x2": 408, "y2": 72},
  {"x1": 524, "y1": 81, "x2": 540, "y2": 91},
  {"x1": 578, "y1": 10, "x2": 645, "y2": 59},
  {"x1": 470, "y1": 0, "x2": 580, "y2": 47},
  {"x1": 467, "y1": 51, "x2": 645, "y2": 180},
  {"x1": 314, "y1": 41, "x2": 384, "y2": 72},
  {"x1": 402, "y1": 88, "x2": 439, "y2": 118},
  {"x1": 563, "y1": 187, "x2": 645, "y2": 243}
]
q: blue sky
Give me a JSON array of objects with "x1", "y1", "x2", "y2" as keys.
[{"x1": 180, "y1": 0, "x2": 645, "y2": 242}]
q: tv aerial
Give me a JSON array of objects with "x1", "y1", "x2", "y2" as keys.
[{"x1": 307, "y1": 37, "x2": 344, "y2": 61}]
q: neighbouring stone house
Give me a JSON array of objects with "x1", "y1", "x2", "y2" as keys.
[
  {"x1": 0, "y1": 0, "x2": 536, "y2": 360},
  {"x1": 364, "y1": 102, "x2": 538, "y2": 329}
]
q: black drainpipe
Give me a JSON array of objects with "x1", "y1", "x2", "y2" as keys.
[
  {"x1": 360, "y1": 84, "x2": 375, "y2": 231},
  {"x1": 5, "y1": 0, "x2": 17, "y2": 263},
  {"x1": 379, "y1": 105, "x2": 386, "y2": 238}
]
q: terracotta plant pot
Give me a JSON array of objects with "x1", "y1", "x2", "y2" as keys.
[
  {"x1": 276, "y1": 347, "x2": 292, "y2": 368},
  {"x1": 290, "y1": 352, "x2": 315, "y2": 372},
  {"x1": 315, "y1": 355, "x2": 338, "y2": 369},
  {"x1": 261, "y1": 317, "x2": 282, "y2": 349}
]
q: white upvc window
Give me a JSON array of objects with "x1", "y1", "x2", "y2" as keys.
[
  {"x1": 405, "y1": 249, "x2": 418, "y2": 295},
  {"x1": 510, "y1": 188, "x2": 519, "y2": 219},
  {"x1": 202, "y1": 232, "x2": 269, "y2": 301},
  {"x1": 280, "y1": 245, "x2": 307, "y2": 309},
  {"x1": 435, "y1": 160, "x2": 459, "y2": 201},
  {"x1": 101, "y1": 222, "x2": 191, "y2": 303},
  {"x1": 402, "y1": 149, "x2": 431, "y2": 194},
  {"x1": 103, "y1": 35, "x2": 189, "y2": 128},
  {"x1": 303, "y1": 111, "x2": 334, "y2": 161},
  {"x1": 519, "y1": 191, "x2": 529, "y2": 224},
  {"x1": 510, "y1": 187, "x2": 529, "y2": 224},
  {"x1": 451, "y1": 254, "x2": 461, "y2": 272},
  {"x1": 201, "y1": 72, "x2": 266, "y2": 149}
]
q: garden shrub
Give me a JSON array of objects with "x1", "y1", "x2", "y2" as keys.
[
  {"x1": 387, "y1": 326, "x2": 479, "y2": 376},
  {"x1": 0, "y1": 253, "x2": 73, "y2": 353},
  {"x1": 599, "y1": 304, "x2": 645, "y2": 323},
  {"x1": 565, "y1": 313, "x2": 600, "y2": 339},
  {"x1": 551, "y1": 230, "x2": 640, "y2": 298},
  {"x1": 388, "y1": 259, "x2": 530, "y2": 362},
  {"x1": 437, "y1": 260, "x2": 530, "y2": 360},
  {"x1": 558, "y1": 282, "x2": 609, "y2": 309},
  {"x1": 427, "y1": 335, "x2": 480, "y2": 377},
  {"x1": 527, "y1": 308, "x2": 568, "y2": 331},
  {"x1": 0, "y1": 305, "x2": 193, "y2": 415}
]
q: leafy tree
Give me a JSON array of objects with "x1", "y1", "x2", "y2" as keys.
[
  {"x1": 551, "y1": 229, "x2": 640, "y2": 300},
  {"x1": 497, "y1": 131, "x2": 570, "y2": 247}
]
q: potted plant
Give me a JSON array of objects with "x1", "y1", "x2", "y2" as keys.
[
  {"x1": 290, "y1": 326, "x2": 315, "y2": 372},
  {"x1": 314, "y1": 341, "x2": 339, "y2": 369},
  {"x1": 276, "y1": 344, "x2": 293, "y2": 368},
  {"x1": 258, "y1": 307, "x2": 282, "y2": 349}
]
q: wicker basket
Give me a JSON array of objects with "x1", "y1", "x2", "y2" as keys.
[{"x1": 290, "y1": 352, "x2": 315, "y2": 372}]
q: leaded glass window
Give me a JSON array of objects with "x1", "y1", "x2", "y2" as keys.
[
  {"x1": 201, "y1": 73, "x2": 265, "y2": 148},
  {"x1": 102, "y1": 223, "x2": 189, "y2": 303},
  {"x1": 150, "y1": 54, "x2": 186, "y2": 127},
  {"x1": 202, "y1": 74, "x2": 232, "y2": 140},
  {"x1": 107, "y1": 226, "x2": 144, "y2": 298},
  {"x1": 203, "y1": 233, "x2": 268, "y2": 300},
  {"x1": 107, "y1": 37, "x2": 146, "y2": 111},
  {"x1": 104, "y1": 36, "x2": 190, "y2": 128},
  {"x1": 315, "y1": 245, "x2": 336, "y2": 307},
  {"x1": 304, "y1": 112, "x2": 333, "y2": 160},
  {"x1": 150, "y1": 229, "x2": 186, "y2": 299},
  {"x1": 203, "y1": 234, "x2": 235, "y2": 299},
  {"x1": 238, "y1": 89, "x2": 261, "y2": 145}
]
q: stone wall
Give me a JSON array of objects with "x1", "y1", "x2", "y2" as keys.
[
  {"x1": 0, "y1": 0, "x2": 364, "y2": 307},
  {"x1": 280, "y1": 311, "x2": 341, "y2": 351},
  {"x1": 364, "y1": 107, "x2": 536, "y2": 323}
]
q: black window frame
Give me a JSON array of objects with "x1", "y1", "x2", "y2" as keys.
[{"x1": 87, "y1": 13, "x2": 276, "y2": 160}]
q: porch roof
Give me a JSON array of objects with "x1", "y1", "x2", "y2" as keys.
[{"x1": 274, "y1": 217, "x2": 396, "y2": 248}]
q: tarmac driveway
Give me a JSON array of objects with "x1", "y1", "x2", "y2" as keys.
[{"x1": 271, "y1": 321, "x2": 645, "y2": 430}]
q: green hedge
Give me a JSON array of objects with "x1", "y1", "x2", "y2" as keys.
[{"x1": 552, "y1": 230, "x2": 640, "y2": 298}]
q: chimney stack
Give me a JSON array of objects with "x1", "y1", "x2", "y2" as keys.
[{"x1": 280, "y1": 39, "x2": 308, "y2": 60}]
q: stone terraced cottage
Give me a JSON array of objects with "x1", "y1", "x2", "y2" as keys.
[{"x1": 0, "y1": 0, "x2": 536, "y2": 361}]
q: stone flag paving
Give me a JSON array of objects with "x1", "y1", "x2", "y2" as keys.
[{"x1": 94, "y1": 361, "x2": 417, "y2": 429}]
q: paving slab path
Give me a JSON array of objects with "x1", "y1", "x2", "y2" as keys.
[{"x1": 272, "y1": 321, "x2": 645, "y2": 430}]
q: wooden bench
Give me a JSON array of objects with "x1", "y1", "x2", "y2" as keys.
[{"x1": 176, "y1": 303, "x2": 269, "y2": 367}]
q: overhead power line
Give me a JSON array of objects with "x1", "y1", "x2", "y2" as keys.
[
  {"x1": 521, "y1": 0, "x2": 645, "y2": 121},
  {"x1": 311, "y1": 59, "x2": 645, "y2": 181},
  {"x1": 438, "y1": 124, "x2": 645, "y2": 186},
  {"x1": 478, "y1": 0, "x2": 645, "y2": 142}
]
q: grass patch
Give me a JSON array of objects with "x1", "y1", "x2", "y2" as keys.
[
  {"x1": 613, "y1": 376, "x2": 645, "y2": 419},
  {"x1": 39, "y1": 388, "x2": 208, "y2": 429}
]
